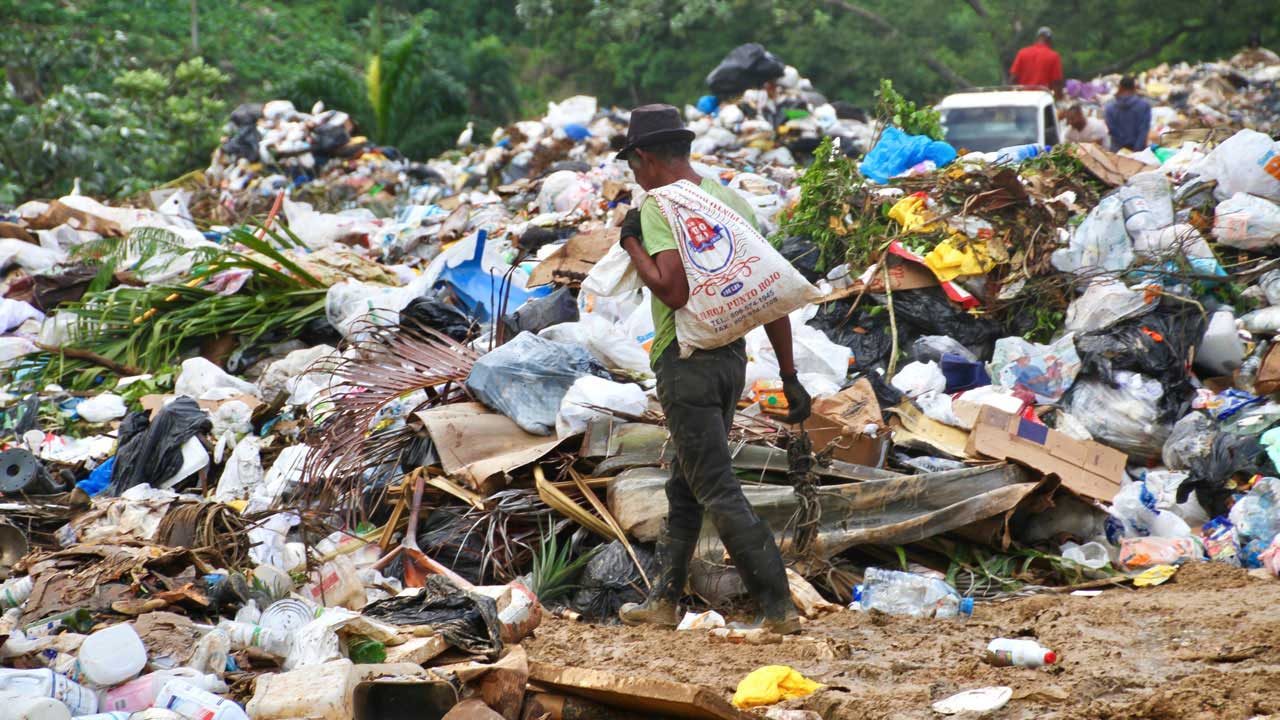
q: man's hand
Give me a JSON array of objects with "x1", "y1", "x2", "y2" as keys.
[
  {"x1": 619, "y1": 208, "x2": 643, "y2": 244},
  {"x1": 782, "y1": 373, "x2": 811, "y2": 424}
]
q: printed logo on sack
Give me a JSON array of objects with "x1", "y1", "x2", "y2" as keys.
[
  {"x1": 720, "y1": 281, "x2": 744, "y2": 297},
  {"x1": 682, "y1": 216, "x2": 735, "y2": 273}
]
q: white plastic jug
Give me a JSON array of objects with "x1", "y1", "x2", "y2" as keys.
[
  {"x1": 0, "y1": 691, "x2": 72, "y2": 720},
  {"x1": 0, "y1": 669, "x2": 98, "y2": 716},
  {"x1": 155, "y1": 680, "x2": 248, "y2": 720},
  {"x1": 78, "y1": 623, "x2": 147, "y2": 687}
]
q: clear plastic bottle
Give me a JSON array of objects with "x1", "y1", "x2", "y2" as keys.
[
  {"x1": 155, "y1": 680, "x2": 249, "y2": 720},
  {"x1": 1, "y1": 576, "x2": 34, "y2": 610},
  {"x1": 104, "y1": 669, "x2": 227, "y2": 714},
  {"x1": 216, "y1": 619, "x2": 292, "y2": 656},
  {"x1": 985, "y1": 638, "x2": 1057, "y2": 667},
  {"x1": 857, "y1": 568, "x2": 974, "y2": 618}
]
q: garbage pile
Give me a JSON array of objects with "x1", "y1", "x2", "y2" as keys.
[{"x1": 1, "y1": 42, "x2": 1280, "y2": 720}]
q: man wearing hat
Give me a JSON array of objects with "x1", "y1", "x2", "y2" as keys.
[
  {"x1": 1010, "y1": 27, "x2": 1064, "y2": 99},
  {"x1": 613, "y1": 104, "x2": 808, "y2": 635}
]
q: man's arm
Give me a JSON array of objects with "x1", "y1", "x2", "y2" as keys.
[
  {"x1": 763, "y1": 315, "x2": 797, "y2": 376},
  {"x1": 621, "y1": 237, "x2": 689, "y2": 309},
  {"x1": 1009, "y1": 49, "x2": 1023, "y2": 84}
]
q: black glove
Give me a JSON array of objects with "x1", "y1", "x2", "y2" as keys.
[
  {"x1": 782, "y1": 373, "x2": 812, "y2": 424},
  {"x1": 619, "y1": 207, "x2": 643, "y2": 244}
]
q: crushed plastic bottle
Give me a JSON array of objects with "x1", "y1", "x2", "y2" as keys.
[
  {"x1": 856, "y1": 567, "x2": 974, "y2": 618},
  {"x1": 0, "y1": 575, "x2": 34, "y2": 610}
]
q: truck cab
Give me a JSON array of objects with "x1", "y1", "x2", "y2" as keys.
[{"x1": 935, "y1": 88, "x2": 1062, "y2": 153}]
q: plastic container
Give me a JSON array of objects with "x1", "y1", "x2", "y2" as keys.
[
  {"x1": 104, "y1": 670, "x2": 226, "y2": 714},
  {"x1": 985, "y1": 638, "x2": 1057, "y2": 667},
  {"x1": 217, "y1": 619, "x2": 292, "y2": 656},
  {"x1": 155, "y1": 680, "x2": 249, "y2": 720},
  {"x1": 258, "y1": 598, "x2": 316, "y2": 635},
  {"x1": 1195, "y1": 310, "x2": 1245, "y2": 377},
  {"x1": 1, "y1": 575, "x2": 34, "y2": 609},
  {"x1": 993, "y1": 143, "x2": 1044, "y2": 165},
  {"x1": 300, "y1": 555, "x2": 366, "y2": 609},
  {"x1": 856, "y1": 567, "x2": 974, "y2": 618},
  {"x1": 0, "y1": 691, "x2": 71, "y2": 720},
  {"x1": 0, "y1": 669, "x2": 99, "y2": 716},
  {"x1": 78, "y1": 623, "x2": 147, "y2": 687},
  {"x1": 1060, "y1": 541, "x2": 1110, "y2": 570}
]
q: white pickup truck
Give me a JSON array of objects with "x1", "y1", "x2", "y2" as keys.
[{"x1": 934, "y1": 88, "x2": 1063, "y2": 153}]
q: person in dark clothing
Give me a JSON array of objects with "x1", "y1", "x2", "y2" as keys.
[
  {"x1": 1105, "y1": 76, "x2": 1152, "y2": 152},
  {"x1": 612, "y1": 104, "x2": 810, "y2": 635}
]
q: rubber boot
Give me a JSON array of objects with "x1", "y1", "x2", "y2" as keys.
[
  {"x1": 618, "y1": 530, "x2": 697, "y2": 627},
  {"x1": 719, "y1": 518, "x2": 802, "y2": 635}
]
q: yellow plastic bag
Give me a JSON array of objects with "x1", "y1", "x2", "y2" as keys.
[
  {"x1": 887, "y1": 193, "x2": 941, "y2": 233},
  {"x1": 923, "y1": 236, "x2": 996, "y2": 282},
  {"x1": 732, "y1": 665, "x2": 823, "y2": 709}
]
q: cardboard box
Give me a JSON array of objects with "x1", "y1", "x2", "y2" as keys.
[{"x1": 965, "y1": 406, "x2": 1124, "y2": 502}]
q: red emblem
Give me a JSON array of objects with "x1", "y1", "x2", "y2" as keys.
[{"x1": 684, "y1": 217, "x2": 719, "y2": 252}]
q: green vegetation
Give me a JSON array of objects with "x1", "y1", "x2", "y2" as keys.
[
  {"x1": 875, "y1": 79, "x2": 943, "y2": 141},
  {"x1": 528, "y1": 522, "x2": 600, "y2": 604},
  {"x1": 3, "y1": 0, "x2": 1277, "y2": 201}
]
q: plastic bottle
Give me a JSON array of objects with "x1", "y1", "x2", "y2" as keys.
[
  {"x1": 985, "y1": 638, "x2": 1057, "y2": 667},
  {"x1": 348, "y1": 637, "x2": 386, "y2": 664},
  {"x1": 22, "y1": 608, "x2": 93, "y2": 637},
  {"x1": 1236, "y1": 340, "x2": 1270, "y2": 395},
  {"x1": 186, "y1": 629, "x2": 231, "y2": 678},
  {"x1": 104, "y1": 669, "x2": 228, "y2": 714},
  {"x1": 78, "y1": 623, "x2": 147, "y2": 687},
  {"x1": 155, "y1": 680, "x2": 249, "y2": 720},
  {"x1": 857, "y1": 567, "x2": 974, "y2": 618},
  {"x1": 1, "y1": 575, "x2": 34, "y2": 610},
  {"x1": 0, "y1": 691, "x2": 72, "y2": 720},
  {"x1": 217, "y1": 619, "x2": 292, "y2": 656},
  {"x1": 0, "y1": 669, "x2": 99, "y2": 715},
  {"x1": 993, "y1": 143, "x2": 1044, "y2": 165},
  {"x1": 76, "y1": 714, "x2": 133, "y2": 720}
]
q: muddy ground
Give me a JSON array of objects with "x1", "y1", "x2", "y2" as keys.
[{"x1": 525, "y1": 562, "x2": 1280, "y2": 719}]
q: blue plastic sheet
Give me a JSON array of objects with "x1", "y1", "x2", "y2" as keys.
[
  {"x1": 434, "y1": 229, "x2": 552, "y2": 322},
  {"x1": 859, "y1": 127, "x2": 957, "y2": 183}
]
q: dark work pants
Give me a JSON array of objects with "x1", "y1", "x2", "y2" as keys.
[{"x1": 653, "y1": 339, "x2": 759, "y2": 545}]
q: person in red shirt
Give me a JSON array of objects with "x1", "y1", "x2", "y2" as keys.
[{"x1": 1010, "y1": 27, "x2": 1064, "y2": 99}]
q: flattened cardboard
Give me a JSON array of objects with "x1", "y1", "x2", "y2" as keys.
[
  {"x1": 416, "y1": 403, "x2": 563, "y2": 492},
  {"x1": 528, "y1": 662, "x2": 751, "y2": 720},
  {"x1": 1253, "y1": 343, "x2": 1280, "y2": 396},
  {"x1": 525, "y1": 228, "x2": 616, "y2": 288},
  {"x1": 965, "y1": 406, "x2": 1124, "y2": 502}
]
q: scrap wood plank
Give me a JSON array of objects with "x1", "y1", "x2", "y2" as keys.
[{"x1": 528, "y1": 662, "x2": 751, "y2": 720}]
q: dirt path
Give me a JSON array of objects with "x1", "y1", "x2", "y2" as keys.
[{"x1": 525, "y1": 563, "x2": 1280, "y2": 719}]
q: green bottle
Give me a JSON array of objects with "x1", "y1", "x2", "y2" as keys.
[
  {"x1": 348, "y1": 636, "x2": 387, "y2": 664},
  {"x1": 23, "y1": 608, "x2": 94, "y2": 637}
]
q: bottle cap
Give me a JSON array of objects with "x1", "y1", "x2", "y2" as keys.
[
  {"x1": 959, "y1": 597, "x2": 975, "y2": 616},
  {"x1": 1044, "y1": 650, "x2": 1057, "y2": 664},
  {"x1": 851, "y1": 584, "x2": 863, "y2": 604}
]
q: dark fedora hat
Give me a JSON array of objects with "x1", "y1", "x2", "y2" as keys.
[{"x1": 617, "y1": 104, "x2": 695, "y2": 160}]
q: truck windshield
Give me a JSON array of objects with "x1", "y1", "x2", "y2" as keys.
[{"x1": 940, "y1": 106, "x2": 1039, "y2": 153}]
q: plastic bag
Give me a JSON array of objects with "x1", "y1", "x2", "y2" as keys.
[
  {"x1": 1181, "y1": 432, "x2": 1275, "y2": 518},
  {"x1": 108, "y1": 397, "x2": 212, "y2": 495},
  {"x1": 1064, "y1": 281, "x2": 1152, "y2": 333},
  {"x1": 570, "y1": 541, "x2": 656, "y2": 623},
  {"x1": 648, "y1": 180, "x2": 821, "y2": 357},
  {"x1": 545, "y1": 96, "x2": 597, "y2": 131},
  {"x1": 1162, "y1": 412, "x2": 1215, "y2": 470},
  {"x1": 1106, "y1": 478, "x2": 1193, "y2": 542},
  {"x1": 1051, "y1": 195, "x2": 1135, "y2": 275},
  {"x1": 556, "y1": 376, "x2": 649, "y2": 438},
  {"x1": 325, "y1": 275, "x2": 433, "y2": 339},
  {"x1": 776, "y1": 236, "x2": 821, "y2": 282},
  {"x1": 502, "y1": 287, "x2": 579, "y2": 338},
  {"x1": 890, "y1": 287, "x2": 1001, "y2": 348},
  {"x1": 859, "y1": 127, "x2": 957, "y2": 184},
  {"x1": 1121, "y1": 170, "x2": 1175, "y2": 233},
  {"x1": 214, "y1": 436, "x2": 263, "y2": 503},
  {"x1": 705, "y1": 43, "x2": 785, "y2": 97},
  {"x1": 283, "y1": 198, "x2": 382, "y2": 250},
  {"x1": 912, "y1": 335, "x2": 977, "y2": 364},
  {"x1": 465, "y1": 332, "x2": 607, "y2": 435},
  {"x1": 1118, "y1": 536, "x2": 1203, "y2": 570},
  {"x1": 174, "y1": 357, "x2": 260, "y2": 401},
  {"x1": 362, "y1": 575, "x2": 503, "y2": 659},
  {"x1": 76, "y1": 393, "x2": 127, "y2": 423},
  {"x1": 1228, "y1": 477, "x2": 1280, "y2": 545},
  {"x1": 1066, "y1": 372, "x2": 1169, "y2": 460},
  {"x1": 1188, "y1": 129, "x2": 1280, "y2": 202},
  {"x1": 991, "y1": 334, "x2": 1081, "y2": 405},
  {"x1": 539, "y1": 315, "x2": 651, "y2": 377},
  {"x1": 581, "y1": 242, "x2": 643, "y2": 298},
  {"x1": 0, "y1": 298, "x2": 43, "y2": 333},
  {"x1": 399, "y1": 293, "x2": 473, "y2": 341},
  {"x1": 890, "y1": 361, "x2": 945, "y2": 398},
  {"x1": 1211, "y1": 192, "x2": 1280, "y2": 250},
  {"x1": 808, "y1": 301, "x2": 894, "y2": 372},
  {"x1": 732, "y1": 666, "x2": 823, "y2": 710}
]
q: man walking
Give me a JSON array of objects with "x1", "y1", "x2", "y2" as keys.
[
  {"x1": 613, "y1": 104, "x2": 809, "y2": 635},
  {"x1": 1063, "y1": 105, "x2": 1109, "y2": 146},
  {"x1": 1010, "y1": 27, "x2": 1064, "y2": 99},
  {"x1": 1105, "y1": 76, "x2": 1152, "y2": 152}
]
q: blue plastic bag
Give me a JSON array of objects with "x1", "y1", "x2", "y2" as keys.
[
  {"x1": 77, "y1": 456, "x2": 115, "y2": 497},
  {"x1": 563, "y1": 123, "x2": 591, "y2": 141},
  {"x1": 859, "y1": 127, "x2": 957, "y2": 183}
]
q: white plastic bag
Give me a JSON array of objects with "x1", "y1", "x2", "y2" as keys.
[
  {"x1": 890, "y1": 361, "x2": 946, "y2": 398},
  {"x1": 1212, "y1": 192, "x2": 1280, "y2": 250},
  {"x1": 1067, "y1": 372, "x2": 1169, "y2": 460},
  {"x1": 0, "y1": 298, "x2": 44, "y2": 332},
  {"x1": 1189, "y1": 129, "x2": 1280, "y2": 201},
  {"x1": 991, "y1": 333, "x2": 1082, "y2": 405},
  {"x1": 77, "y1": 393, "x2": 127, "y2": 423},
  {"x1": 545, "y1": 95, "x2": 597, "y2": 130},
  {"x1": 1064, "y1": 281, "x2": 1152, "y2": 333},
  {"x1": 539, "y1": 315, "x2": 651, "y2": 377},
  {"x1": 555, "y1": 375, "x2": 649, "y2": 438},
  {"x1": 324, "y1": 274, "x2": 433, "y2": 340},
  {"x1": 581, "y1": 243, "x2": 643, "y2": 297},
  {"x1": 214, "y1": 436, "x2": 264, "y2": 503},
  {"x1": 1051, "y1": 195, "x2": 1134, "y2": 275},
  {"x1": 648, "y1": 180, "x2": 821, "y2": 356},
  {"x1": 174, "y1": 357, "x2": 259, "y2": 401}
]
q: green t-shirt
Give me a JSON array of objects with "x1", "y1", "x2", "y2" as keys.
[{"x1": 640, "y1": 178, "x2": 759, "y2": 366}]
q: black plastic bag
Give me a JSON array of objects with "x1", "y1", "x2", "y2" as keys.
[
  {"x1": 777, "y1": 236, "x2": 822, "y2": 282},
  {"x1": 1074, "y1": 301, "x2": 1204, "y2": 422},
  {"x1": 706, "y1": 43, "x2": 786, "y2": 97},
  {"x1": 107, "y1": 397, "x2": 211, "y2": 495},
  {"x1": 221, "y1": 125, "x2": 261, "y2": 162},
  {"x1": 362, "y1": 575, "x2": 503, "y2": 659},
  {"x1": 400, "y1": 293, "x2": 474, "y2": 341},
  {"x1": 228, "y1": 103, "x2": 263, "y2": 127},
  {"x1": 1179, "y1": 432, "x2": 1275, "y2": 517},
  {"x1": 808, "y1": 300, "x2": 895, "y2": 372},
  {"x1": 891, "y1": 287, "x2": 1002, "y2": 348},
  {"x1": 570, "y1": 541, "x2": 655, "y2": 623},
  {"x1": 502, "y1": 287, "x2": 579, "y2": 338},
  {"x1": 311, "y1": 123, "x2": 351, "y2": 155}
]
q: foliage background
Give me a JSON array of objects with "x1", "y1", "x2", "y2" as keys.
[{"x1": 3, "y1": 0, "x2": 1276, "y2": 201}]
